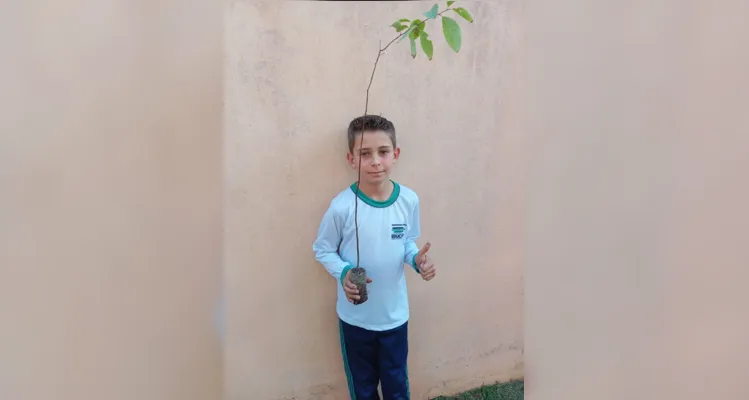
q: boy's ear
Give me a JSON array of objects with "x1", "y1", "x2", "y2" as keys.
[
  {"x1": 393, "y1": 147, "x2": 401, "y2": 160},
  {"x1": 346, "y1": 151, "x2": 355, "y2": 168}
]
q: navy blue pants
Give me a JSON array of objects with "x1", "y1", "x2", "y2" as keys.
[{"x1": 339, "y1": 319, "x2": 410, "y2": 400}]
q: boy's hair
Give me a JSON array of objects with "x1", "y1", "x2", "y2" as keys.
[{"x1": 347, "y1": 115, "x2": 396, "y2": 153}]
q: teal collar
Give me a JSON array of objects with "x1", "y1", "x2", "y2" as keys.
[{"x1": 349, "y1": 180, "x2": 400, "y2": 208}]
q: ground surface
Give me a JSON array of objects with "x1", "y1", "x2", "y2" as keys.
[{"x1": 431, "y1": 380, "x2": 524, "y2": 400}]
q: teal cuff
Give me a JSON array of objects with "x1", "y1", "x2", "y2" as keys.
[
  {"x1": 340, "y1": 265, "x2": 353, "y2": 287},
  {"x1": 411, "y1": 254, "x2": 420, "y2": 273}
]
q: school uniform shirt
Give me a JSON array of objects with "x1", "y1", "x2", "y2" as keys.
[{"x1": 313, "y1": 181, "x2": 422, "y2": 331}]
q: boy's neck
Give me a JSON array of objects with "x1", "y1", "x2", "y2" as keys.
[{"x1": 356, "y1": 179, "x2": 394, "y2": 201}]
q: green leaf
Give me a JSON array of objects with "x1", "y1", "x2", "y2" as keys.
[
  {"x1": 409, "y1": 27, "x2": 418, "y2": 40},
  {"x1": 453, "y1": 7, "x2": 473, "y2": 23},
  {"x1": 420, "y1": 32, "x2": 434, "y2": 60},
  {"x1": 398, "y1": 26, "x2": 411, "y2": 42},
  {"x1": 407, "y1": 20, "x2": 425, "y2": 41},
  {"x1": 447, "y1": 0, "x2": 455, "y2": 6},
  {"x1": 409, "y1": 36, "x2": 417, "y2": 59},
  {"x1": 399, "y1": 20, "x2": 422, "y2": 42},
  {"x1": 441, "y1": 16, "x2": 462, "y2": 52},
  {"x1": 424, "y1": 4, "x2": 439, "y2": 19},
  {"x1": 391, "y1": 21, "x2": 408, "y2": 32},
  {"x1": 391, "y1": 18, "x2": 411, "y2": 33}
]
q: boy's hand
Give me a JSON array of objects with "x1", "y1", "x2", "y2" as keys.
[
  {"x1": 343, "y1": 270, "x2": 373, "y2": 303},
  {"x1": 415, "y1": 242, "x2": 436, "y2": 281}
]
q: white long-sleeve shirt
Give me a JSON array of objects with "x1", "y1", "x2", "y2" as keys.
[{"x1": 312, "y1": 181, "x2": 422, "y2": 331}]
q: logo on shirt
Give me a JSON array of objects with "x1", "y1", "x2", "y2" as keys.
[{"x1": 391, "y1": 224, "x2": 406, "y2": 239}]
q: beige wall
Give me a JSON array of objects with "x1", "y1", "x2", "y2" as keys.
[
  {"x1": 526, "y1": 1, "x2": 749, "y2": 399},
  {"x1": 225, "y1": 1, "x2": 524, "y2": 399},
  {"x1": 5, "y1": 1, "x2": 748, "y2": 400},
  {"x1": 1, "y1": 1, "x2": 223, "y2": 400}
]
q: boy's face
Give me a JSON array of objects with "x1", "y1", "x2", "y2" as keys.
[{"x1": 347, "y1": 130, "x2": 400, "y2": 185}]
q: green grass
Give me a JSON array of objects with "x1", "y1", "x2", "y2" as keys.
[{"x1": 431, "y1": 380, "x2": 524, "y2": 400}]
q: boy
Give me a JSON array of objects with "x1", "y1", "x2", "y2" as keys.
[{"x1": 312, "y1": 115, "x2": 436, "y2": 400}]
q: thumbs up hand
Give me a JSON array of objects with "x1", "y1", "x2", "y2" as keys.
[{"x1": 415, "y1": 242, "x2": 436, "y2": 281}]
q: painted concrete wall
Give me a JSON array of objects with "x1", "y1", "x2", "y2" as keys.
[
  {"x1": 525, "y1": 1, "x2": 749, "y2": 399},
  {"x1": 1, "y1": 1, "x2": 223, "y2": 400},
  {"x1": 225, "y1": 1, "x2": 524, "y2": 399},
  {"x1": 6, "y1": 1, "x2": 747, "y2": 400}
]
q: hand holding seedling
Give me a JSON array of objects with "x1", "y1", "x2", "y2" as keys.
[
  {"x1": 344, "y1": 270, "x2": 373, "y2": 304},
  {"x1": 415, "y1": 242, "x2": 436, "y2": 281}
]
